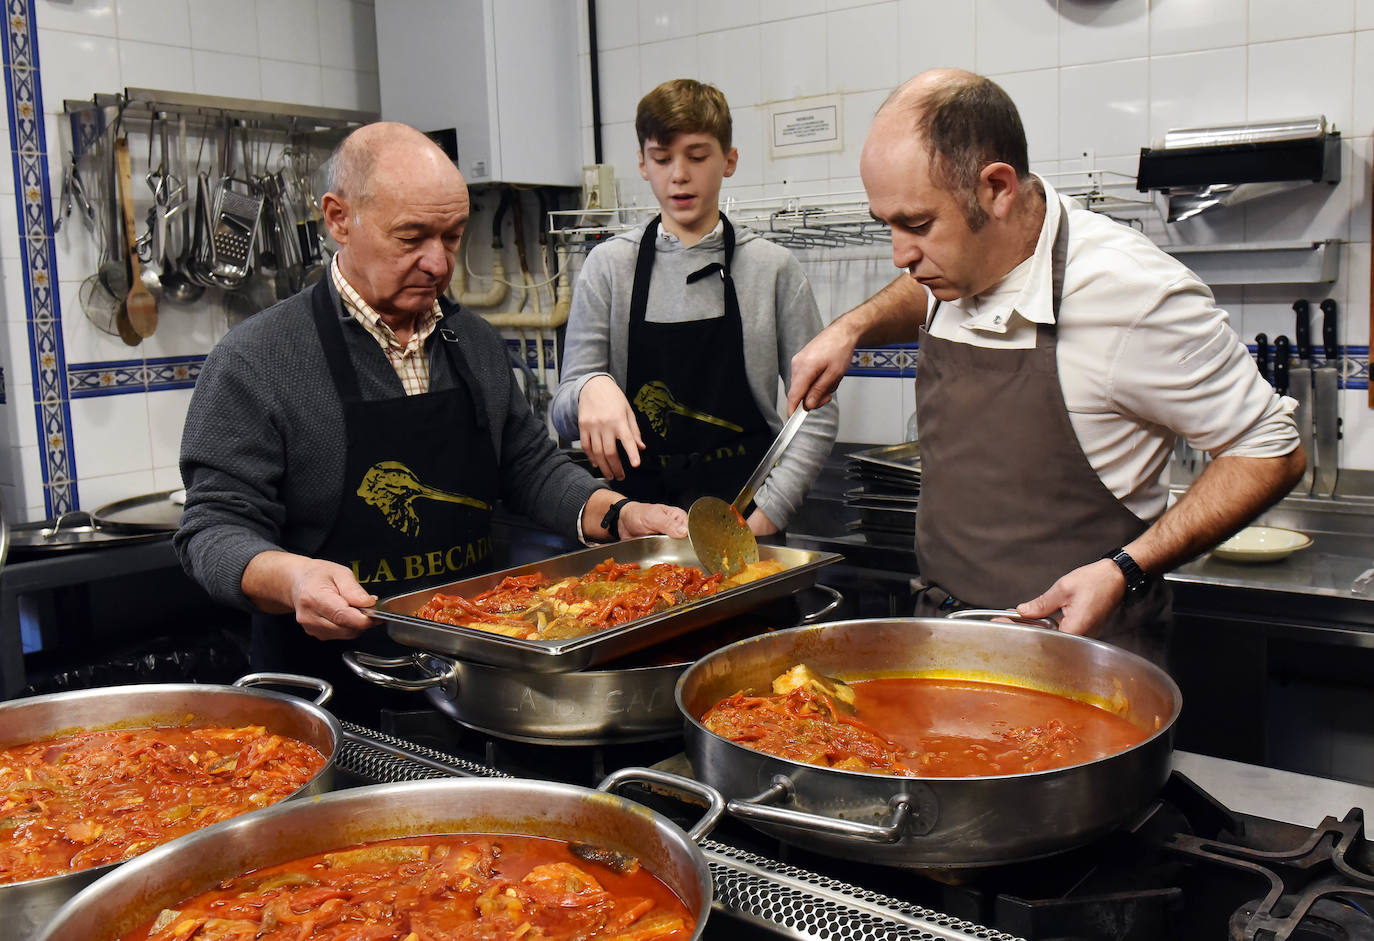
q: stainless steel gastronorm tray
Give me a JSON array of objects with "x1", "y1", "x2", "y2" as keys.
[
  {"x1": 369, "y1": 536, "x2": 841, "y2": 673},
  {"x1": 847, "y1": 441, "x2": 922, "y2": 476}
]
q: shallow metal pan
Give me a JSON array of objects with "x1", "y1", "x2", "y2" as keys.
[
  {"x1": 91, "y1": 489, "x2": 183, "y2": 534},
  {"x1": 370, "y1": 536, "x2": 840, "y2": 673},
  {"x1": 1, "y1": 673, "x2": 340, "y2": 941},
  {"x1": 846, "y1": 441, "x2": 922, "y2": 475}
]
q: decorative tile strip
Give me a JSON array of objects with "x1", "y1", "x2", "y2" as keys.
[
  {"x1": 1250, "y1": 343, "x2": 1368, "y2": 391},
  {"x1": 67, "y1": 356, "x2": 206, "y2": 398},
  {"x1": 0, "y1": 364, "x2": 5, "y2": 404},
  {"x1": 504, "y1": 336, "x2": 558, "y2": 371},
  {"x1": 4, "y1": 0, "x2": 74, "y2": 515},
  {"x1": 847, "y1": 343, "x2": 918, "y2": 379}
]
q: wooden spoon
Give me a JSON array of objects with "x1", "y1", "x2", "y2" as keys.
[{"x1": 114, "y1": 137, "x2": 158, "y2": 338}]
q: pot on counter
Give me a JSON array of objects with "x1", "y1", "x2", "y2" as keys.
[
  {"x1": 345, "y1": 585, "x2": 842, "y2": 745},
  {"x1": 1, "y1": 674, "x2": 340, "y2": 941},
  {"x1": 39, "y1": 771, "x2": 721, "y2": 941},
  {"x1": 676, "y1": 613, "x2": 1181, "y2": 868}
]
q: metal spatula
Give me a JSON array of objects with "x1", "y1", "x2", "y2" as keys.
[{"x1": 688, "y1": 406, "x2": 810, "y2": 576}]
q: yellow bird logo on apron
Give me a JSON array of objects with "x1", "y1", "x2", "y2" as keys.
[
  {"x1": 357, "y1": 461, "x2": 491, "y2": 537},
  {"x1": 633, "y1": 380, "x2": 743, "y2": 438}
]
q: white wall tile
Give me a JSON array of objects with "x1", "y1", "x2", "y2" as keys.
[
  {"x1": 261, "y1": 58, "x2": 324, "y2": 107},
  {"x1": 699, "y1": 26, "x2": 761, "y2": 109},
  {"x1": 1250, "y1": 0, "x2": 1353, "y2": 43},
  {"x1": 639, "y1": 0, "x2": 696, "y2": 43},
  {"x1": 38, "y1": 29, "x2": 121, "y2": 114},
  {"x1": 1339, "y1": 240, "x2": 1369, "y2": 345},
  {"x1": 760, "y1": 15, "x2": 829, "y2": 102},
  {"x1": 115, "y1": 0, "x2": 189, "y2": 46},
  {"x1": 988, "y1": 68, "x2": 1059, "y2": 166},
  {"x1": 596, "y1": 45, "x2": 641, "y2": 127},
  {"x1": 639, "y1": 37, "x2": 699, "y2": 93},
  {"x1": 257, "y1": 0, "x2": 320, "y2": 65},
  {"x1": 152, "y1": 463, "x2": 184, "y2": 490},
  {"x1": 1149, "y1": 47, "x2": 1248, "y2": 145},
  {"x1": 192, "y1": 49, "x2": 262, "y2": 99},
  {"x1": 1248, "y1": 34, "x2": 1355, "y2": 134},
  {"x1": 34, "y1": 0, "x2": 115, "y2": 37},
  {"x1": 320, "y1": 66, "x2": 379, "y2": 112},
  {"x1": 0, "y1": 197, "x2": 21, "y2": 261},
  {"x1": 1, "y1": 384, "x2": 37, "y2": 454},
  {"x1": 1059, "y1": 0, "x2": 1148, "y2": 67},
  {"x1": 17, "y1": 444, "x2": 45, "y2": 514},
  {"x1": 1355, "y1": 30, "x2": 1374, "y2": 136},
  {"x1": 118, "y1": 39, "x2": 195, "y2": 92},
  {"x1": 826, "y1": 3, "x2": 899, "y2": 94},
  {"x1": 146, "y1": 386, "x2": 191, "y2": 467},
  {"x1": 728, "y1": 105, "x2": 764, "y2": 187},
  {"x1": 1360, "y1": 0, "x2": 1374, "y2": 29},
  {"x1": 696, "y1": 0, "x2": 761, "y2": 33},
  {"x1": 1149, "y1": 0, "x2": 1247, "y2": 56},
  {"x1": 1059, "y1": 58, "x2": 1149, "y2": 161},
  {"x1": 974, "y1": 0, "x2": 1058, "y2": 75},
  {"x1": 898, "y1": 0, "x2": 973, "y2": 76},
  {"x1": 835, "y1": 375, "x2": 903, "y2": 443},
  {"x1": 70, "y1": 394, "x2": 152, "y2": 477},
  {"x1": 317, "y1": 0, "x2": 377, "y2": 72},
  {"x1": 760, "y1": 0, "x2": 826, "y2": 21},
  {"x1": 828, "y1": 88, "x2": 885, "y2": 181},
  {"x1": 74, "y1": 468, "x2": 156, "y2": 511},
  {"x1": 594, "y1": 0, "x2": 639, "y2": 50},
  {"x1": 187, "y1": 0, "x2": 257, "y2": 55}
]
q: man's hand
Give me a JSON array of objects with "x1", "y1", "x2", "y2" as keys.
[
  {"x1": 242, "y1": 550, "x2": 378, "y2": 641},
  {"x1": 787, "y1": 322, "x2": 858, "y2": 414},
  {"x1": 578, "y1": 375, "x2": 643, "y2": 480},
  {"x1": 619, "y1": 500, "x2": 689, "y2": 539},
  {"x1": 1016, "y1": 558, "x2": 1125, "y2": 637}
]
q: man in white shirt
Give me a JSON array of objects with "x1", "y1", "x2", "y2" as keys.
[{"x1": 788, "y1": 70, "x2": 1304, "y2": 660}]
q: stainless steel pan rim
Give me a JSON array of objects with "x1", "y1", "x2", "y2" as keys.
[
  {"x1": 1, "y1": 673, "x2": 342, "y2": 941},
  {"x1": 40, "y1": 774, "x2": 721, "y2": 941},
  {"x1": 675, "y1": 616, "x2": 1182, "y2": 868}
]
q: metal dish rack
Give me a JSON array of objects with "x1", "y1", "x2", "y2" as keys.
[{"x1": 337, "y1": 723, "x2": 1023, "y2": 941}]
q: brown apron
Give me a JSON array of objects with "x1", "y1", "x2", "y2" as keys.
[{"x1": 912, "y1": 199, "x2": 1171, "y2": 664}]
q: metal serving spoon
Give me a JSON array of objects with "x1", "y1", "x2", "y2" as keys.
[{"x1": 688, "y1": 405, "x2": 810, "y2": 576}]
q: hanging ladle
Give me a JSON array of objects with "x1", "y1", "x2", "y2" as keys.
[{"x1": 687, "y1": 405, "x2": 810, "y2": 576}]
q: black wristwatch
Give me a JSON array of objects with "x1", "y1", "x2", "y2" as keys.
[
  {"x1": 599, "y1": 498, "x2": 632, "y2": 541},
  {"x1": 1103, "y1": 548, "x2": 1151, "y2": 603}
]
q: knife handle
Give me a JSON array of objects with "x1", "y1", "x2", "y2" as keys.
[
  {"x1": 1293, "y1": 299, "x2": 1311, "y2": 362},
  {"x1": 1273, "y1": 335, "x2": 1290, "y2": 394},
  {"x1": 1255, "y1": 333, "x2": 1269, "y2": 381},
  {"x1": 1320, "y1": 298, "x2": 1339, "y2": 363}
]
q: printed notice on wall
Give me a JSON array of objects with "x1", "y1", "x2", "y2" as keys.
[{"x1": 769, "y1": 95, "x2": 843, "y2": 158}]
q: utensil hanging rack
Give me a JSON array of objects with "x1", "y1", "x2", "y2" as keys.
[{"x1": 63, "y1": 87, "x2": 376, "y2": 137}]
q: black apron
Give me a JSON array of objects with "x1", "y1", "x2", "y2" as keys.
[
  {"x1": 618, "y1": 215, "x2": 775, "y2": 510},
  {"x1": 251, "y1": 278, "x2": 501, "y2": 722},
  {"x1": 911, "y1": 200, "x2": 1171, "y2": 665}
]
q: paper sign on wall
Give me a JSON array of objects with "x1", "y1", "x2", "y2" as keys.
[{"x1": 769, "y1": 95, "x2": 843, "y2": 158}]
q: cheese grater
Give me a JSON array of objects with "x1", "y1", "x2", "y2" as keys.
[{"x1": 209, "y1": 180, "x2": 263, "y2": 285}]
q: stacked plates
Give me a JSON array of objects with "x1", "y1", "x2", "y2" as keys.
[{"x1": 845, "y1": 442, "x2": 920, "y2": 546}]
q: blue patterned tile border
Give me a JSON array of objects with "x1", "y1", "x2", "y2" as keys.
[
  {"x1": 504, "y1": 336, "x2": 558, "y2": 372},
  {"x1": 4, "y1": 0, "x2": 73, "y2": 516},
  {"x1": 1247, "y1": 343, "x2": 1368, "y2": 391},
  {"x1": 848, "y1": 343, "x2": 918, "y2": 379},
  {"x1": 0, "y1": 364, "x2": 5, "y2": 404},
  {"x1": 67, "y1": 355, "x2": 205, "y2": 398}
]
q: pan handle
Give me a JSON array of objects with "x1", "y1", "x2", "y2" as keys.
[
  {"x1": 946, "y1": 608, "x2": 1060, "y2": 630},
  {"x1": 728, "y1": 775, "x2": 913, "y2": 843},
  {"x1": 598, "y1": 767, "x2": 726, "y2": 842},
  {"x1": 340, "y1": 650, "x2": 459, "y2": 693},
  {"x1": 796, "y1": 584, "x2": 843, "y2": 624},
  {"x1": 233, "y1": 672, "x2": 333, "y2": 705}
]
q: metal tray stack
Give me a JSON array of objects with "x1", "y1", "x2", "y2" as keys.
[{"x1": 844, "y1": 442, "x2": 920, "y2": 547}]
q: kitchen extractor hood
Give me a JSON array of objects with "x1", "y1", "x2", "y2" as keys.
[{"x1": 1136, "y1": 117, "x2": 1340, "y2": 222}]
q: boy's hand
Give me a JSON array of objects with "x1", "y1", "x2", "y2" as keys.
[{"x1": 578, "y1": 375, "x2": 645, "y2": 480}]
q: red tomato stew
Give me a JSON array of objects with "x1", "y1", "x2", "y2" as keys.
[
  {"x1": 117, "y1": 834, "x2": 695, "y2": 941},
  {"x1": 702, "y1": 673, "x2": 1147, "y2": 777},
  {"x1": 0, "y1": 725, "x2": 326, "y2": 884}
]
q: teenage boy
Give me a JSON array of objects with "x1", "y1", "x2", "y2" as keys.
[{"x1": 551, "y1": 79, "x2": 839, "y2": 535}]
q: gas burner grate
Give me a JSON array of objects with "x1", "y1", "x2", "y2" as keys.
[{"x1": 336, "y1": 724, "x2": 1022, "y2": 941}]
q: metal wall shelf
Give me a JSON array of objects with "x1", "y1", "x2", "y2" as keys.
[{"x1": 1161, "y1": 239, "x2": 1341, "y2": 286}]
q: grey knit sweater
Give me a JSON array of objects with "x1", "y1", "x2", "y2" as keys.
[
  {"x1": 175, "y1": 280, "x2": 603, "y2": 611},
  {"x1": 549, "y1": 219, "x2": 839, "y2": 528}
]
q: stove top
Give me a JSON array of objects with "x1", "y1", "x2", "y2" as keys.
[{"x1": 341, "y1": 710, "x2": 1374, "y2": 941}]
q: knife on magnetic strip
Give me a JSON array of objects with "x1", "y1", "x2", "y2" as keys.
[
  {"x1": 1313, "y1": 298, "x2": 1341, "y2": 497},
  {"x1": 1290, "y1": 300, "x2": 1315, "y2": 496}
]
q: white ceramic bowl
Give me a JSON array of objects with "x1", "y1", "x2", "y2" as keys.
[{"x1": 1210, "y1": 526, "x2": 1313, "y2": 563}]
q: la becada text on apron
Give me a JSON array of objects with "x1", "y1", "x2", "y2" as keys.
[
  {"x1": 252, "y1": 276, "x2": 500, "y2": 676},
  {"x1": 913, "y1": 198, "x2": 1170, "y2": 650},
  {"x1": 618, "y1": 214, "x2": 775, "y2": 509}
]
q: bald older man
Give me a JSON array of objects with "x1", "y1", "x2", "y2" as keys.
[
  {"x1": 176, "y1": 123, "x2": 687, "y2": 719},
  {"x1": 788, "y1": 71, "x2": 1303, "y2": 662}
]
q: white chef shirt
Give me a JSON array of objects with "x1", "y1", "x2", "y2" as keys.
[{"x1": 923, "y1": 175, "x2": 1299, "y2": 521}]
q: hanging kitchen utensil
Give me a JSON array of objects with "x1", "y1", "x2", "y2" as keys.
[
  {"x1": 1273, "y1": 335, "x2": 1291, "y2": 396},
  {"x1": 1313, "y1": 298, "x2": 1341, "y2": 498},
  {"x1": 1290, "y1": 300, "x2": 1314, "y2": 495},
  {"x1": 97, "y1": 123, "x2": 129, "y2": 303},
  {"x1": 159, "y1": 115, "x2": 204, "y2": 304},
  {"x1": 1255, "y1": 332, "x2": 1269, "y2": 383},
  {"x1": 688, "y1": 405, "x2": 810, "y2": 577},
  {"x1": 114, "y1": 136, "x2": 158, "y2": 339}
]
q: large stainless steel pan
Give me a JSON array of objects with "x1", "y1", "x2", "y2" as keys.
[
  {"x1": 1, "y1": 674, "x2": 340, "y2": 941},
  {"x1": 40, "y1": 771, "x2": 722, "y2": 941},
  {"x1": 370, "y1": 536, "x2": 840, "y2": 673},
  {"x1": 677, "y1": 614, "x2": 1181, "y2": 868},
  {"x1": 343, "y1": 586, "x2": 844, "y2": 745}
]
